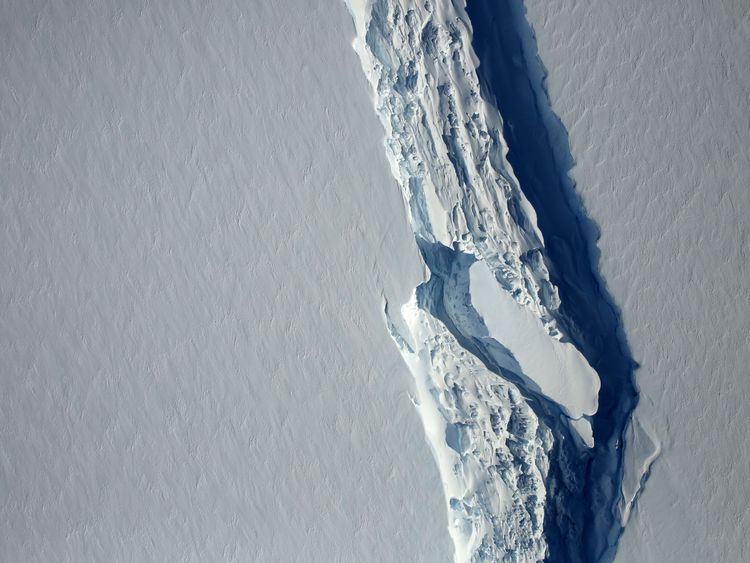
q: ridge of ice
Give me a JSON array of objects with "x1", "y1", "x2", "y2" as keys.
[{"x1": 391, "y1": 296, "x2": 550, "y2": 562}]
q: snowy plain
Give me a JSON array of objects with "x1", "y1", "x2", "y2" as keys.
[
  {"x1": 0, "y1": 1, "x2": 454, "y2": 561},
  {"x1": 522, "y1": 1, "x2": 750, "y2": 561}
]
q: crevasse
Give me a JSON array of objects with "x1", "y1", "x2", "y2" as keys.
[{"x1": 344, "y1": 1, "x2": 637, "y2": 561}]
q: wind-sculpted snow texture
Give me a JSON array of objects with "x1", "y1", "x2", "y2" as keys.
[
  {"x1": 0, "y1": 1, "x2": 455, "y2": 560},
  {"x1": 346, "y1": 1, "x2": 639, "y2": 561}
]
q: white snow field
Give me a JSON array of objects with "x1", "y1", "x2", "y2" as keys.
[
  {"x1": 0, "y1": 1, "x2": 453, "y2": 561},
  {"x1": 523, "y1": 1, "x2": 750, "y2": 561}
]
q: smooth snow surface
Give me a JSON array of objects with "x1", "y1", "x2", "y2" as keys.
[
  {"x1": 469, "y1": 260, "x2": 599, "y2": 423},
  {"x1": 0, "y1": 1, "x2": 452, "y2": 560},
  {"x1": 523, "y1": 1, "x2": 750, "y2": 561}
]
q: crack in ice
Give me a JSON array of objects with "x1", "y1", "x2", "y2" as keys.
[{"x1": 345, "y1": 0, "x2": 646, "y2": 561}]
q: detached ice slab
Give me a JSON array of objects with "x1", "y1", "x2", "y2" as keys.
[{"x1": 469, "y1": 260, "x2": 600, "y2": 422}]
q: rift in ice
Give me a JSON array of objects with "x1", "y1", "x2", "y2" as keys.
[{"x1": 346, "y1": 0, "x2": 646, "y2": 561}]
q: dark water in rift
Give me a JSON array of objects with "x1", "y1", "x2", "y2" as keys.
[{"x1": 466, "y1": 1, "x2": 640, "y2": 561}]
